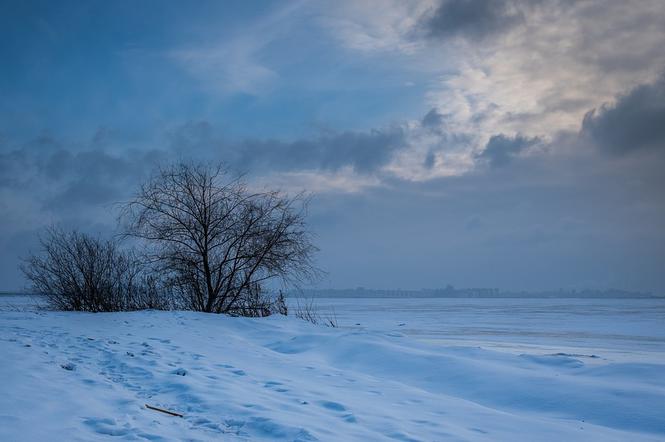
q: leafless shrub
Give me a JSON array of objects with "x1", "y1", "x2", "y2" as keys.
[
  {"x1": 273, "y1": 290, "x2": 288, "y2": 316},
  {"x1": 120, "y1": 161, "x2": 319, "y2": 315},
  {"x1": 129, "y1": 273, "x2": 174, "y2": 311},
  {"x1": 293, "y1": 296, "x2": 338, "y2": 327},
  {"x1": 324, "y1": 308, "x2": 338, "y2": 328},
  {"x1": 20, "y1": 227, "x2": 168, "y2": 312}
]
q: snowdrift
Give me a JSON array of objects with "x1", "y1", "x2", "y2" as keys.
[{"x1": 1, "y1": 309, "x2": 664, "y2": 441}]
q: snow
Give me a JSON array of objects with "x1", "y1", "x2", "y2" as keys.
[
  {"x1": 1, "y1": 296, "x2": 664, "y2": 441},
  {"x1": 305, "y1": 297, "x2": 665, "y2": 363}
]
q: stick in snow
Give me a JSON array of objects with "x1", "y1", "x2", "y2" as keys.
[{"x1": 145, "y1": 404, "x2": 184, "y2": 417}]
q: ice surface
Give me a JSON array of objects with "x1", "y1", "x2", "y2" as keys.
[
  {"x1": 304, "y1": 297, "x2": 665, "y2": 363},
  {"x1": 1, "y1": 295, "x2": 664, "y2": 441}
]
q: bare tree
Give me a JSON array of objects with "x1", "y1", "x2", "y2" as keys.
[
  {"x1": 120, "y1": 162, "x2": 319, "y2": 315},
  {"x1": 20, "y1": 227, "x2": 167, "y2": 312}
]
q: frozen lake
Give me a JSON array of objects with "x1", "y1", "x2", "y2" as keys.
[{"x1": 294, "y1": 297, "x2": 665, "y2": 363}]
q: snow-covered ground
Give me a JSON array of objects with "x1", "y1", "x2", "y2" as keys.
[{"x1": 1, "y1": 295, "x2": 664, "y2": 441}]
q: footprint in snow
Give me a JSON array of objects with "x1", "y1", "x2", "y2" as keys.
[
  {"x1": 172, "y1": 368, "x2": 187, "y2": 376},
  {"x1": 148, "y1": 338, "x2": 171, "y2": 344},
  {"x1": 316, "y1": 401, "x2": 357, "y2": 423},
  {"x1": 215, "y1": 363, "x2": 234, "y2": 369},
  {"x1": 264, "y1": 381, "x2": 288, "y2": 392},
  {"x1": 318, "y1": 401, "x2": 346, "y2": 412},
  {"x1": 343, "y1": 414, "x2": 357, "y2": 423},
  {"x1": 61, "y1": 362, "x2": 76, "y2": 371}
]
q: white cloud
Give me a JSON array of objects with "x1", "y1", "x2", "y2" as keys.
[
  {"x1": 255, "y1": 167, "x2": 382, "y2": 194},
  {"x1": 169, "y1": 1, "x2": 308, "y2": 96},
  {"x1": 163, "y1": 0, "x2": 665, "y2": 191},
  {"x1": 173, "y1": 44, "x2": 277, "y2": 96},
  {"x1": 320, "y1": 0, "x2": 665, "y2": 183},
  {"x1": 426, "y1": 0, "x2": 665, "y2": 142},
  {"x1": 318, "y1": 0, "x2": 433, "y2": 54}
]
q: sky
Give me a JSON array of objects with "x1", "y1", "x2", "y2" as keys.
[{"x1": 1, "y1": 0, "x2": 664, "y2": 293}]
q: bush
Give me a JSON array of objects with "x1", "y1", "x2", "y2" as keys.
[
  {"x1": 293, "y1": 297, "x2": 337, "y2": 327},
  {"x1": 20, "y1": 227, "x2": 168, "y2": 312},
  {"x1": 273, "y1": 291, "x2": 288, "y2": 316}
]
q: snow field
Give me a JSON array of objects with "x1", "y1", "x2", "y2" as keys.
[{"x1": 1, "y1": 299, "x2": 664, "y2": 440}]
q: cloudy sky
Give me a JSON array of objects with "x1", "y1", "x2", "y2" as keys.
[{"x1": 1, "y1": 0, "x2": 664, "y2": 292}]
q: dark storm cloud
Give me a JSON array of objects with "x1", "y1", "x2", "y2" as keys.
[
  {"x1": 423, "y1": 150, "x2": 437, "y2": 169},
  {"x1": 477, "y1": 134, "x2": 540, "y2": 167},
  {"x1": 45, "y1": 177, "x2": 119, "y2": 210},
  {"x1": 1, "y1": 121, "x2": 406, "y2": 221},
  {"x1": 39, "y1": 149, "x2": 157, "y2": 209},
  {"x1": 423, "y1": 0, "x2": 524, "y2": 41},
  {"x1": 237, "y1": 129, "x2": 405, "y2": 173},
  {"x1": 421, "y1": 108, "x2": 445, "y2": 128},
  {"x1": 165, "y1": 122, "x2": 407, "y2": 174},
  {"x1": 582, "y1": 75, "x2": 665, "y2": 155},
  {"x1": 0, "y1": 141, "x2": 159, "y2": 212}
]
